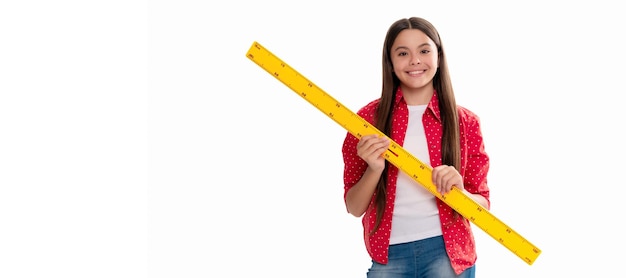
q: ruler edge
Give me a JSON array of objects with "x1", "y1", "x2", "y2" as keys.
[{"x1": 246, "y1": 41, "x2": 542, "y2": 264}]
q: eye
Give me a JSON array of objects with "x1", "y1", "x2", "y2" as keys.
[
  {"x1": 398, "y1": 51, "x2": 408, "y2": 56},
  {"x1": 420, "y1": 49, "x2": 431, "y2": 54}
]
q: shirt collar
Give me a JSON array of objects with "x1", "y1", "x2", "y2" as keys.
[{"x1": 393, "y1": 87, "x2": 442, "y2": 122}]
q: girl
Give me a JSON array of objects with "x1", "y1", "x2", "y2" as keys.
[{"x1": 342, "y1": 17, "x2": 491, "y2": 278}]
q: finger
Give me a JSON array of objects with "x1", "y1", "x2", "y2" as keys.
[
  {"x1": 376, "y1": 139, "x2": 389, "y2": 152},
  {"x1": 434, "y1": 166, "x2": 450, "y2": 194},
  {"x1": 360, "y1": 135, "x2": 379, "y2": 149},
  {"x1": 374, "y1": 145, "x2": 387, "y2": 157}
]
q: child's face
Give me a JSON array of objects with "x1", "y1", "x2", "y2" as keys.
[{"x1": 390, "y1": 29, "x2": 438, "y2": 93}]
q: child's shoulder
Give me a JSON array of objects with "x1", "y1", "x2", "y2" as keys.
[
  {"x1": 356, "y1": 98, "x2": 380, "y2": 119},
  {"x1": 457, "y1": 105, "x2": 482, "y2": 126}
]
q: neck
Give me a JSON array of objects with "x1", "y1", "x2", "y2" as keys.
[{"x1": 400, "y1": 84, "x2": 434, "y2": 105}]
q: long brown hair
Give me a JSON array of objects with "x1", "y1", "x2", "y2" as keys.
[{"x1": 371, "y1": 17, "x2": 461, "y2": 234}]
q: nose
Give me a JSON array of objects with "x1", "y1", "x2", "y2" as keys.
[{"x1": 410, "y1": 56, "x2": 420, "y2": 65}]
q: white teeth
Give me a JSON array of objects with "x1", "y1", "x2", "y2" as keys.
[{"x1": 408, "y1": 70, "x2": 424, "y2": 74}]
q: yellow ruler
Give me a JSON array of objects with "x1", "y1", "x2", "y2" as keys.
[{"x1": 246, "y1": 41, "x2": 541, "y2": 265}]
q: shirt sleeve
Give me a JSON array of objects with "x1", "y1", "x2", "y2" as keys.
[
  {"x1": 460, "y1": 108, "x2": 491, "y2": 208},
  {"x1": 342, "y1": 132, "x2": 366, "y2": 194},
  {"x1": 341, "y1": 102, "x2": 378, "y2": 206}
]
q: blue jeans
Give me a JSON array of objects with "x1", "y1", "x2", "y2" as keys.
[{"x1": 366, "y1": 236, "x2": 475, "y2": 278}]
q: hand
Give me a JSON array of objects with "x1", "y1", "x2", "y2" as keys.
[
  {"x1": 431, "y1": 165, "x2": 464, "y2": 195},
  {"x1": 356, "y1": 135, "x2": 389, "y2": 172}
]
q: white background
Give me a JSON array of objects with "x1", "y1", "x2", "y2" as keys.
[{"x1": 1, "y1": 1, "x2": 625, "y2": 277}]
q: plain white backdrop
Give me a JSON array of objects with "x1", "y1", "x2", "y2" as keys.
[{"x1": 1, "y1": 1, "x2": 625, "y2": 277}]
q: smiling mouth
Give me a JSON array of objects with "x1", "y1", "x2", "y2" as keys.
[{"x1": 407, "y1": 70, "x2": 425, "y2": 75}]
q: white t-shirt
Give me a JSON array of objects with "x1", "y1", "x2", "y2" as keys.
[{"x1": 389, "y1": 104, "x2": 442, "y2": 245}]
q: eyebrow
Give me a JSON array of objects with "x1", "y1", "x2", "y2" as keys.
[{"x1": 393, "y1": 43, "x2": 432, "y2": 52}]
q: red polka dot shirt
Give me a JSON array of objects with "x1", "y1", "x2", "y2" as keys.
[{"x1": 341, "y1": 88, "x2": 491, "y2": 274}]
